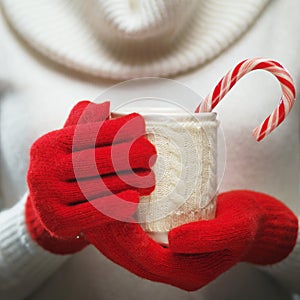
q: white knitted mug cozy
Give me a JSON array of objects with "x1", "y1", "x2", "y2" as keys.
[{"x1": 112, "y1": 108, "x2": 218, "y2": 245}]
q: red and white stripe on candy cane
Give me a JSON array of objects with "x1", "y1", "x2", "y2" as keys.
[{"x1": 196, "y1": 58, "x2": 296, "y2": 141}]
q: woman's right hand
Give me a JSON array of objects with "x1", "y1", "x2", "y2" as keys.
[{"x1": 25, "y1": 100, "x2": 156, "y2": 254}]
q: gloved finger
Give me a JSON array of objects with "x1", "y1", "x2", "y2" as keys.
[
  {"x1": 64, "y1": 101, "x2": 110, "y2": 127},
  {"x1": 56, "y1": 169, "x2": 155, "y2": 205},
  {"x1": 59, "y1": 113, "x2": 146, "y2": 153},
  {"x1": 168, "y1": 191, "x2": 261, "y2": 254},
  {"x1": 30, "y1": 113, "x2": 147, "y2": 158},
  {"x1": 61, "y1": 136, "x2": 156, "y2": 180},
  {"x1": 45, "y1": 190, "x2": 140, "y2": 238}
]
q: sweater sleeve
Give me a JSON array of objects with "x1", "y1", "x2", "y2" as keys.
[
  {"x1": 260, "y1": 218, "x2": 300, "y2": 295},
  {"x1": 0, "y1": 193, "x2": 68, "y2": 300}
]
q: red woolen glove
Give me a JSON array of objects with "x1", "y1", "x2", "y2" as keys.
[
  {"x1": 86, "y1": 190, "x2": 298, "y2": 291},
  {"x1": 168, "y1": 190, "x2": 298, "y2": 265},
  {"x1": 26, "y1": 101, "x2": 156, "y2": 254}
]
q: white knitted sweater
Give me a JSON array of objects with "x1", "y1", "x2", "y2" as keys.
[{"x1": 0, "y1": 1, "x2": 300, "y2": 299}]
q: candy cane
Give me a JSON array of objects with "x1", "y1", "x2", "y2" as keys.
[{"x1": 195, "y1": 58, "x2": 296, "y2": 141}]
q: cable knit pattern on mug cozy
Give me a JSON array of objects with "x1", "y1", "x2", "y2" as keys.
[{"x1": 137, "y1": 113, "x2": 219, "y2": 234}]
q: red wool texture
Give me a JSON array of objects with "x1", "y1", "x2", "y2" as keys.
[
  {"x1": 26, "y1": 100, "x2": 156, "y2": 254},
  {"x1": 87, "y1": 190, "x2": 298, "y2": 291}
]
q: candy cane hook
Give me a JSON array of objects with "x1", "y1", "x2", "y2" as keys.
[{"x1": 195, "y1": 58, "x2": 296, "y2": 141}]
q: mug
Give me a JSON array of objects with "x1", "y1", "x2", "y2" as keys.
[{"x1": 112, "y1": 107, "x2": 219, "y2": 245}]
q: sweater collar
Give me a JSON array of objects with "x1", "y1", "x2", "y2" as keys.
[{"x1": 1, "y1": 0, "x2": 269, "y2": 80}]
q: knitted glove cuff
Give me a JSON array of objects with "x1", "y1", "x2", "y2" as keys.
[
  {"x1": 243, "y1": 193, "x2": 298, "y2": 265},
  {"x1": 25, "y1": 196, "x2": 88, "y2": 255}
]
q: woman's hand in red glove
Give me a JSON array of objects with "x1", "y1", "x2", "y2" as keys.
[
  {"x1": 169, "y1": 190, "x2": 299, "y2": 264},
  {"x1": 26, "y1": 100, "x2": 156, "y2": 254},
  {"x1": 86, "y1": 190, "x2": 298, "y2": 291}
]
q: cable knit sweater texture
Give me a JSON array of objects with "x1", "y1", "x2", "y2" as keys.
[{"x1": 0, "y1": 0, "x2": 300, "y2": 299}]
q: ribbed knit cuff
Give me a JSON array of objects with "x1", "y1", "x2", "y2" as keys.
[
  {"x1": 0, "y1": 193, "x2": 68, "y2": 290},
  {"x1": 260, "y1": 218, "x2": 300, "y2": 294}
]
